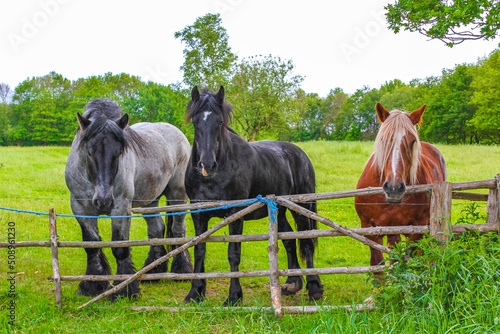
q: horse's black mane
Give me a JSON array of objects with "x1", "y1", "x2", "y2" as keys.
[{"x1": 78, "y1": 99, "x2": 145, "y2": 152}]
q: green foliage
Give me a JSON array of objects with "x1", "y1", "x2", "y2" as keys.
[
  {"x1": 174, "y1": 13, "x2": 237, "y2": 90},
  {"x1": 122, "y1": 82, "x2": 192, "y2": 141},
  {"x1": 5, "y1": 72, "x2": 145, "y2": 146},
  {"x1": 420, "y1": 64, "x2": 479, "y2": 144},
  {"x1": 0, "y1": 103, "x2": 12, "y2": 144},
  {"x1": 11, "y1": 72, "x2": 73, "y2": 145},
  {"x1": 229, "y1": 55, "x2": 304, "y2": 141},
  {"x1": 456, "y1": 202, "x2": 487, "y2": 225},
  {"x1": 375, "y1": 203, "x2": 500, "y2": 332},
  {"x1": 386, "y1": 0, "x2": 500, "y2": 46},
  {"x1": 469, "y1": 49, "x2": 500, "y2": 144}
]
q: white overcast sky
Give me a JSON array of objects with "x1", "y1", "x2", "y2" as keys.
[{"x1": 1, "y1": 0, "x2": 499, "y2": 97}]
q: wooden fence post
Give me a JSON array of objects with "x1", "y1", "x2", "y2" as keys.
[
  {"x1": 266, "y1": 195, "x2": 282, "y2": 317},
  {"x1": 49, "y1": 208, "x2": 63, "y2": 308},
  {"x1": 430, "y1": 181, "x2": 452, "y2": 241},
  {"x1": 487, "y1": 174, "x2": 500, "y2": 229}
]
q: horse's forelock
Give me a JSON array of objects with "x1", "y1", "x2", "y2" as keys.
[
  {"x1": 372, "y1": 110, "x2": 421, "y2": 185},
  {"x1": 77, "y1": 115, "x2": 145, "y2": 155},
  {"x1": 186, "y1": 89, "x2": 232, "y2": 127},
  {"x1": 83, "y1": 99, "x2": 122, "y2": 120}
]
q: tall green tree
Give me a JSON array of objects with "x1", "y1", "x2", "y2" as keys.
[
  {"x1": 321, "y1": 88, "x2": 349, "y2": 139},
  {"x1": 122, "y1": 82, "x2": 192, "y2": 140},
  {"x1": 386, "y1": 0, "x2": 500, "y2": 46},
  {"x1": 229, "y1": 55, "x2": 304, "y2": 141},
  {"x1": 469, "y1": 50, "x2": 500, "y2": 144},
  {"x1": 69, "y1": 72, "x2": 142, "y2": 116},
  {"x1": 0, "y1": 103, "x2": 12, "y2": 145},
  {"x1": 175, "y1": 13, "x2": 237, "y2": 90},
  {"x1": 0, "y1": 83, "x2": 13, "y2": 144},
  {"x1": 11, "y1": 72, "x2": 73, "y2": 145},
  {"x1": 420, "y1": 64, "x2": 478, "y2": 144}
]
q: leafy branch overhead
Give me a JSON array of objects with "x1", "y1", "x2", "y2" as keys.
[{"x1": 386, "y1": 0, "x2": 500, "y2": 46}]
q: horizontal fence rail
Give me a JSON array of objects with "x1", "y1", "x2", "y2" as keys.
[
  {"x1": 1, "y1": 176, "x2": 499, "y2": 314},
  {"x1": 2, "y1": 223, "x2": 498, "y2": 249}
]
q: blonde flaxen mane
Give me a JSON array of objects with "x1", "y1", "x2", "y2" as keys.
[{"x1": 372, "y1": 109, "x2": 421, "y2": 185}]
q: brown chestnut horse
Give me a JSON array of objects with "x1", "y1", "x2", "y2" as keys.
[{"x1": 355, "y1": 102, "x2": 447, "y2": 266}]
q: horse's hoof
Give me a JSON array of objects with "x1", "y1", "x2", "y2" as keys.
[
  {"x1": 306, "y1": 281, "x2": 324, "y2": 301},
  {"x1": 223, "y1": 297, "x2": 242, "y2": 307},
  {"x1": 108, "y1": 280, "x2": 141, "y2": 301},
  {"x1": 108, "y1": 290, "x2": 141, "y2": 302},
  {"x1": 308, "y1": 291, "x2": 324, "y2": 301},
  {"x1": 184, "y1": 290, "x2": 205, "y2": 303},
  {"x1": 281, "y1": 282, "x2": 302, "y2": 296},
  {"x1": 171, "y1": 251, "x2": 194, "y2": 280},
  {"x1": 77, "y1": 281, "x2": 110, "y2": 297}
]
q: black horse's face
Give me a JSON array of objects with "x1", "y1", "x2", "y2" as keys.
[
  {"x1": 192, "y1": 109, "x2": 223, "y2": 177},
  {"x1": 189, "y1": 86, "x2": 226, "y2": 177},
  {"x1": 78, "y1": 113, "x2": 128, "y2": 214}
]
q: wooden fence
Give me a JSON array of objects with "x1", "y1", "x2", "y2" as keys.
[{"x1": 1, "y1": 175, "x2": 499, "y2": 315}]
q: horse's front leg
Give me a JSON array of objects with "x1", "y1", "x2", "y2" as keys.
[
  {"x1": 185, "y1": 212, "x2": 209, "y2": 303},
  {"x1": 225, "y1": 217, "x2": 244, "y2": 306},
  {"x1": 141, "y1": 199, "x2": 168, "y2": 282},
  {"x1": 75, "y1": 216, "x2": 111, "y2": 296},
  {"x1": 165, "y1": 183, "x2": 193, "y2": 275},
  {"x1": 109, "y1": 214, "x2": 140, "y2": 301}
]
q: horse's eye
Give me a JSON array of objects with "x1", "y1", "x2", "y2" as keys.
[{"x1": 219, "y1": 121, "x2": 223, "y2": 127}]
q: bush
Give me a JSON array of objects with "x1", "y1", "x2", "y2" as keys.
[{"x1": 373, "y1": 206, "x2": 500, "y2": 331}]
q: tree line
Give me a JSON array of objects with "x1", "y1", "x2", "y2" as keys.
[{"x1": 0, "y1": 13, "x2": 499, "y2": 146}]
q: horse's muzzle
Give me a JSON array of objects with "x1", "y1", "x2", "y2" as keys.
[
  {"x1": 383, "y1": 181, "x2": 406, "y2": 204},
  {"x1": 92, "y1": 196, "x2": 114, "y2": 215},
  {"x1": 199, "y1": 161, "x2": 218, "y2": 177}
]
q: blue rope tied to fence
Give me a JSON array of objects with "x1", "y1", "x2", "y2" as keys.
[{"x1": 0, "y1": 195, "x2": 279, "y2": 221}]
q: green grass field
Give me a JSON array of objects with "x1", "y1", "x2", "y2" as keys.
[{"x1": 0, "y1": 142, "x2": 499, "y2": 333}]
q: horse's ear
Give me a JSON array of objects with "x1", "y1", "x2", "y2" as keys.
[
  {"x1": 77, "y1": 113, "x2": 91, "y2": 131},
  {"x1": 375, "y1": 102, "x2": 390, "y2": 123},
  {"x1": 409, "y1": 104, "x2": 426, "y2": 126},
  {"x1": 215, "y1": 85, "x2": 225, "y2": 104},
  {"x1": 116, "y1": 113, "x2": 129, "y2": 130},
  {"x1": 191, "y1": 86, "x2": 200, "y2": 102}
]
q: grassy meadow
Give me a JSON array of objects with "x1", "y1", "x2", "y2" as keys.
[{"x1": 0, "y1": 141, "x2": 499, "y2": 333}]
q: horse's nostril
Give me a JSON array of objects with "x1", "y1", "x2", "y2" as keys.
[{"x1": 383, "y1": 182, "x2": 389, "y2": 192}]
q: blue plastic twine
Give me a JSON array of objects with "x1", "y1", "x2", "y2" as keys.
[{"x1": 0, "y1": 195, "x2": 279, "y2": 222}]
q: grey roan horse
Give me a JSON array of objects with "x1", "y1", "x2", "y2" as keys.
[{"x1": 65, "y1": 99, "x2": 193, "y2": 300}]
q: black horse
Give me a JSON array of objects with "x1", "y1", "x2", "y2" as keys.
[{"x1": 184, "y1": 86, "x2": 324, "y2": 305}]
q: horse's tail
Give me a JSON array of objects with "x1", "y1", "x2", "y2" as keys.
[
  {"x1": 166, "y1": 215, "x2": 174, "y2": 252},
  {"x1": 294, "y1": 200, "x2": 318, "y2": 263}
]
